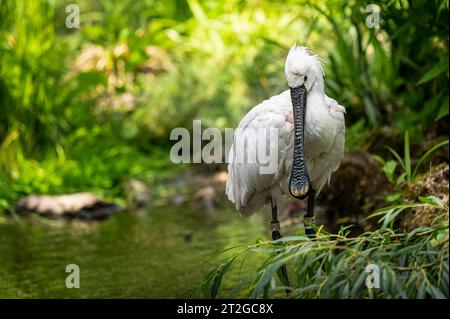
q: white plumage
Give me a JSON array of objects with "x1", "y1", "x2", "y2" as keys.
[{"x1": 226, "y1": 46, "x2": 345, "y2": 216}]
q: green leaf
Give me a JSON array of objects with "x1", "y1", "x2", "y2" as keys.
[
  {"x1": 351, "y1": 270, "x2": 367, "y2": 297},
  {"x1": 373, "y1": 155, "x2": 386, "y2": 166},
  {"x1": 382, "y1": 267, "x2": 391, "y2": 296},
  {"x1": 363, "y1": 95, "x2": 378, "y2": 127},
  {"x1": 367, "y1": 208, "x2": 394, "y2": 220},
  {"x1": 396, "y1": 172, "x2": 407, "y2": 185},
  {"x1": 418, "y1": 195, "x2": 445, "y2": 208},
  {"x1": 417, "y1": 59, "x2": 448, "y2": 85},
  {"x1": 276, "y1": 266, "x2": 290, "y2": 287},
  {"x1": 208, "y1": 256, "x2": 236, "y2": 298},
  {"x1": 406, "y1": 227, "x2": 434, "y2": 241},
  {"x1": 417, "y1": 281, "x2": 427, "y2": 299},
  {"x1": 412, "y1": 139, "x2": 449, "y2": 178},
  {"x1": 395, "y1": 280, "x2": 407, "y2": 299},
  {"x1": 381, "y1": 207, "x2": 406, "y2": 228},
  {"x1": 226, "y1": 273, "x2": 258, "y2": 298},
  {"x1": 435, "y1": 96, "x2": 449, "y2": 121},
  {"x1": 252, "y1": 248, "x2": 300, "y2": 298},
  {"x1": 187, "y1": 0, "x2": 207, "y2": 22},
  {"x1": 386, "y1": 193, "x2": 401, "y2": 202},
  {"x1": 367, "y1": 203, "x2": 425, "y2": 220},
  {"x1": 426, "y1": 285, "x2": 447, "y2": 299},
  {"x1": 388, "y1": 147, "x2": 405, "y2": 172},
  {"x1": 404, "y1": 131, "x2": 411, "y2": 183},
  {"x1": 383, "y1": 160, "x2": 398, "y2": 182}
]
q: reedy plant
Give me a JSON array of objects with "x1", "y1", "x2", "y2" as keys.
[{"x1": 195, "y1": 196, "x2": 449, "y2": 299}]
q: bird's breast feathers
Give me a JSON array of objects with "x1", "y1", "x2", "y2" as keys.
[{"x1": 226, "y1": 89, "x2": 345, "y2": 211}]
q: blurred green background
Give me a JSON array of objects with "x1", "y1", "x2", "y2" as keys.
[
  {"x1": 0, "y1": 0, "x2": 448, "y2": 205},
  {"x1": 0, "y1": 0, "x2": 448, "y2": 298}
]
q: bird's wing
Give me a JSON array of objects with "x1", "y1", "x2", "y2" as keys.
[
  {"x1": 310, "y1": 95, "x2": 346, "y2": 194},
  {"x1": 226, "y1": 92, "x2": 293, "y2": 215},
  {"x1": 325, "y1": 95, "x2": 346, "y2": 115}
]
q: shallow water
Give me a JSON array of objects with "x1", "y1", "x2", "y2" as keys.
[{"x1": 0, "y1": 205, "x2": 270, "y2": 298}]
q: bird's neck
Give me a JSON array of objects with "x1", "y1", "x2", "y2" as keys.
[{"x1": 309, "y1": 78, "x2": 324, "y2": 95}]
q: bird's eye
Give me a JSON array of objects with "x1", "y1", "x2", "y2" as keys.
[{"x1": 304, "y1": 75, "x2": 308, "y2": 81}]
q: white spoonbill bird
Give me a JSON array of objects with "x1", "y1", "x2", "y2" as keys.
[{"x1": 226, "y1": 46, "x2": 345, "y2": 239}]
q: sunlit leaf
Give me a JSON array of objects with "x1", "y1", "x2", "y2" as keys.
[{"x1": 418, "y1": 195, "x2": 445, "y2": 208}]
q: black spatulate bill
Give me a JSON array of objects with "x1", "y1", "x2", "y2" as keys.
[{"x1": 289, "y1": 85, "x2": 310, "y2": 200}]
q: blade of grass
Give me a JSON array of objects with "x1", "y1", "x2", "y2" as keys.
[
  {"x1": 404, "y1": 131, "x2": 411, "y2": 183},
  {"x1": 412, "y1": 139, "x2": 449, "y2": 178}
]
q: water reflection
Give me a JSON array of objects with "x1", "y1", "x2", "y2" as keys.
[{"x1": 0, "y1": 206, "x2": 270, "y2": 298}]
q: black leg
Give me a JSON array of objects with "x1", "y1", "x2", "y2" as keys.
[
  {"x1": 271, "y1": 200, "x2": 281, "y2": 241},
  {"x1": 270, "y1": 198, "x2": 290, "y2": 293},
  {"x1": 304, "y1": 187, "x2": 316, "y2": 239}
]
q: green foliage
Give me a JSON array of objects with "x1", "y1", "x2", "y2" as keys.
[
  {"x1": 196, "y1": 199, "x2": 449, "y2": 299},
  {"x1": 0, "y1": 131, "x2": 176, "y2": 211},
  {"x1": 383, "y1": 131, "x2": 449, "y2": 185},
  {"x1": 0, "y1": 1, "x2": 69, "y2": 154},
  {"x1": 0, "y1": 0, "x2": 448, "y2": 299},
  {"x1": 0, "y1": 0, "x2": 448, "y2": 212},
  {"x1": 345, "y1": 119, "x2": 373, "y2": 150},
  {"x1": 373, "y1": 156, "x2": 398, "y2": 183},
  {"x1": 312, "y1": 0, "x2": 449, "y2": 130},
  {"x1": 417, "y1": 58, "x2": 449, "y2": 86},
  {"x1": 367, "y1": 195, "x2": 446, "y2": 228}
]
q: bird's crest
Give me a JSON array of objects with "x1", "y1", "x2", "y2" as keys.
[{"x1": 285, "y1": 45, "x2": 325, "y2": 85}]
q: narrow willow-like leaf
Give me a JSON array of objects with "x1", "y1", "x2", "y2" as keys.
[
  {"x1": 208, "y1": 256, "x2": 236, "y2": 299},
  {"x1": 404, "y1": 131, "x2": 411, "y2": 183},
  {"x1": 413, "y1": 139, "x2": 449, "y2": 179},
  {"x1": 417, "y1": 58, "x2": 448, "y2": 85}
]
